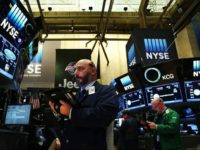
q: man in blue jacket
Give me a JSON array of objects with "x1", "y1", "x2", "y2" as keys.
[
  {"x1": 147, "y1": 97, "x2": 184, "y2": 150},
  {"x1": 49, "y1": 59, "x2": 119, "y2": 150}
]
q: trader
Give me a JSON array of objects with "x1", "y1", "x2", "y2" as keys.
[
  {"x1": 49, "y1": 59, "x2": 119, "y2": 150},
  {"x1": 118, "y1": 110, "x2": 139, "y2": 150},
  {"x1": 147, "y1": 97, "x2": 184, "y2": 150}
]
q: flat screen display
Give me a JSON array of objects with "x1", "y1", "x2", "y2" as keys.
[
  {"x1": 184, "y1": 80, "x2": 200, "y2": 102},
  {"x1": 145, "y1": 82, "x2": 183, "y2": 105},
  {"x1": 4, "y1": 104, "x2": 31, "y2": 125},
  {"x1": 0, "y1": 34, "x2": 20, "y2": 79},
  {"x1": 0, "y1": 0, "x2": 38, "y2": 80},
  {"x1": 142, "y1": 60, "x2": 180, "y2": 87},
  {"x1": 182, "y1": 58, "x2": 200, "y2": 81},
  {"x1": 0, "y1": 0, "x2": 38, "y2": 50},
  {"x1": 123, "y1": 89, "x2": 146, "y2": 110},
  {"x1": 114, "y1": 71, "x2": 142, "y2": 94}
]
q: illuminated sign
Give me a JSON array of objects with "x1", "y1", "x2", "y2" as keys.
[
  {"x1": 120, "y1": 75, "x2": 134, "y2": 91},
  {"x1": 193, "y1": 60, "x2": 200, "y2": 77},
  {"x1": 128, "y1": 44, "x2": 136, "y2": 66},
  {"x1": 144, "y1": 38, "x2": 169, "y2": 60},
  {"x1": 144, "y1": 67, "x2": 175, "y2": 84},
  {"x1": 7, "y1": 4, "x2": 28, "y2": 31}
]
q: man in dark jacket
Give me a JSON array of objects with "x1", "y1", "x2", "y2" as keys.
[
  {"x1": 147, "y1": 97, "x2": 184, "y2": 150},
  {"x1": 49, "y1": 59, "x2": 119, "y2": 150},
  {"x1": 118, "y1": 110, "x2": 139, "y2": 150}
]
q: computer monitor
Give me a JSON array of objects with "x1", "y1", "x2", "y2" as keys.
[
  {"x1": 114, "y1": 70, "x2": 142, "y2": 95},
  {"x1": 4, "y1": 104, "x2": 32, "y2": 125},
  {"x1": 123, "y1": 89, "x2": 146, "y2": 110},
  {"x1": 145, "y1": 82, "x2": 183, "y2": 105},
  {"x1": 181, "y1": 57, "x2": 200, "y2": 81},
  {"x1": 0, "y1": 34, "x2": 20, "y2": 79},
  {"x1": 184, "y1": 80, "x2": 200, "y2": 102}
]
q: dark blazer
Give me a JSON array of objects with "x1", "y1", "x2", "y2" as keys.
[{"x1": 60, "y1": 82, "x2": 119, "y2": 150}]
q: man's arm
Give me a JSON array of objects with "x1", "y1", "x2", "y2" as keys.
[{"x1": 70, "y1": 86, "x2": 119, "y2": 128}]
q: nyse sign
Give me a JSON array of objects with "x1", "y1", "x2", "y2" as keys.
[
  {"x1": 193, "y1": 71, "x2": 200, "y2": 77},
  {"x1": 24, "y1": 64, "x2": 41, "y2": 77},
  {"x1": 146, "y1": 52, "x2": 169, "y2": 60}
]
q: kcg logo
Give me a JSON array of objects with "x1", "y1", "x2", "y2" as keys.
[{"x1": 144, "y1": 67, "x2": 174, "y2": 83}]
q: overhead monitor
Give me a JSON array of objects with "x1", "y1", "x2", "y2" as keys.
[
  {"x1": 0, "y1": 0, "x2": 39, "y2": 80},
  {"x1": 142, "y1": 60, "x2": 183, "y2": 105},
  {"x1": 123, "y1": 89, "x2": 146, "y2": 110},
  {"x1": 145, "y1": 82, "x2": 183, "y2": 105},
  {"x1": 114, "y1": 71, "x2": 142, "y2": 95},
  {"x1": 0, "y1": 34, "x2": 20, "y2": 79},
  {"x1": 184, "y1": 80, "x2": 200, "y2": 102},
  {"x1": 182, "y1": 57, "x2": 200, "y2": 81},
  {"x1": 0, "y1": 0, "x2": 38, "y2": 50},
  {"x1": 4, "y1": 104, "x2": 32, "y2": 125}
]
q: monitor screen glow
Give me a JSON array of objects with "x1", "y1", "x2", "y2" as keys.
[
  {"x1": 4, "y1": 104, "x2": 31, "y2": 125},
  {"x1": 145, "y1": 82, "x2": 183, "y2": 105},
  {"x1": 184, "y1": 80, "x2": 200, "y2": 102},
  {"x1": 123, "y1": 89, "x2": 146, "y2": 110}
]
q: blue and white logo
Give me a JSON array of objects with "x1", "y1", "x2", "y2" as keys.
[
  {"x1": 7, "y1": 4, "x2": 28, "y2": 31},
  {"x1": 128, "y1": 44, "x2": 136, "y2": 66},
  {"x1": 144, "y1": 38, "x2": 169, "y2": 60},
  {"x1": 120, "y1": 75, "x2": 134, "y2": 91},
  {"x1": 193, "y1": 60, "x2": 200, "y2": 77},
  {"x1": 144, "y1": 67, "x2": 161, "y2": 83}
]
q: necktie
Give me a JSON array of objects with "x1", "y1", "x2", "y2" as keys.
[{"x1": 77, "y1": 89, "x2": 86, "y2": 102}]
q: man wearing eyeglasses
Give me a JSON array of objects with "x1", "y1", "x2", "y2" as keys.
[{"x1": 147, "y1": 97, "x2": 184, "y2": 150}]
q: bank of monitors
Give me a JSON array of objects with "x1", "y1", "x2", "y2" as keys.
[
  {"x1": 142, "y1": 60, "x2": 183, "y2": 105},
  {"x1": 182, "y1": 58, "x2": 200, "y2": 102},
  {"x1": 114, "y1": 70, "x2": 146, "y2": 110},
  {"x1": 4, "y1": 104, "x2": 32, "y2": 125},
  {"x1": 0, "y1": 0, "x2": 38, "y2": 80}
]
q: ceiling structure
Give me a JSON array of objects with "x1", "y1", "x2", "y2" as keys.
[
  {"x1": 21, "y1": 0, "x2": 200, "y2": 37},
  {"x1": 19, "y1": 0, "x2": 200, "y2": 65}
]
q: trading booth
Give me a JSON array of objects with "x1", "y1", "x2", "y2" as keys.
[
  {"x1": 0, "y1": 0, "x2": 200, "y2": 150},
  {"x1": 113, "y1": 58, "x2": 200, "y2": 150}
]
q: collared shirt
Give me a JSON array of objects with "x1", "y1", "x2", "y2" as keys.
[
  {"x1": 80, "y1": 80, "x2": 96, "y2": 92},
  {"x1": 69, "y1": 80, "x2": 96, "y2": 119}
]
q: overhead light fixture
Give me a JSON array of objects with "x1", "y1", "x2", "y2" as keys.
[
  {"x1": 124, "y1": 7, "x2": 128, "y2": 12},
  {"x1": 48, "y1": 7, "x2": 52, "y2": 11},
  {"x1": 89, "y1": 6, "x2": 93, "y2": 12}
]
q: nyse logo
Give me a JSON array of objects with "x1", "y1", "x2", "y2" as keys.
[
  {"x1": 0, "y1": 19, "x2": 19, "y2": 39},
  {"x1": 124, "y1": 84, "x2": 134, "y2": 91},
  {"x1": 0, "y1": 4, "x2": 29, "y2": 40},
  {"x1": 144, "y1": 38, "x2": 170, "y2": 60},
  {"x1": 7, "y1": 4, "x2": 28, "y2": 31},
  {"x1": 193, "y1": 60, "x2": 200, "y2": 77}
]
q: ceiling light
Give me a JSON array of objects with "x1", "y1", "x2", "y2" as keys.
[{"x1": 124, "y1": 7, "x2": 128, "y2": 12}]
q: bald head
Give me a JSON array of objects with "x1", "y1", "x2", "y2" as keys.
[
  {"x1": 76, "y1": 59, "x2": 95, "y2": 68},
  {"x1": 74, "y1": 59, "x2": 97, "y2": 85},
  {"x1": 151, "y1": 97, "x2": 166, "y2": 113}
]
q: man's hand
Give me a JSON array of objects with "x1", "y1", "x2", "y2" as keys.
[
  {"x1": 49, "y1": 101, "x2": 57, "y2": 113},
  {"x1": 59, "y1": 100, "x2": 72, "y2": 117},
  {"x1": 146, "y1": 121, "x2": 157, "y2": 129}
]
